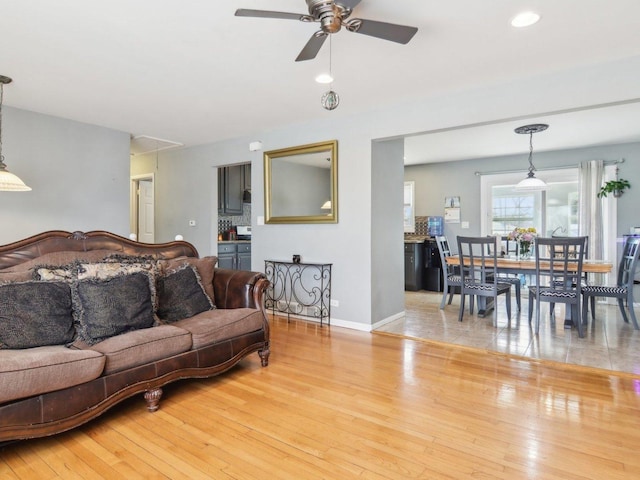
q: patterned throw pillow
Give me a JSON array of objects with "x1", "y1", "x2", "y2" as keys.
[
  {"x1": 0, "y1": 282, "x2": 75, "y2": 349},
  {"x1": 158, "y1": 256, "x2": 217, "y2": 304},
  {"x1": 33, "y1": 264, "x2": 76, "y2": 282},
  {"x1": 76, "y1": 261, "x2": 154, "y2": 281},
  {"x1": 157, "y1": 265, "x2": 214, "y2": 323},
  {"x1": 71, "y1": 271, "x2": 156, "y2": 345}
]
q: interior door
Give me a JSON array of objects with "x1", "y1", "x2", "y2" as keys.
[{"x1": 137, "y1": 179, "x2": 155, "y2": 243}]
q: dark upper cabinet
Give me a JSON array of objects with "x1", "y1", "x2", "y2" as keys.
[{"x1": 218, "y1": 164, "x2": 248, "y2": 215}]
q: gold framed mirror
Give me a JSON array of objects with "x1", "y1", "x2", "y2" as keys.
[{"x1": 264, "y1": 140, "x2": 338, "y2": 224}]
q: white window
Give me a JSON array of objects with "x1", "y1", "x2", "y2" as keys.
[
  {"x1": 404, "y1": 181, "x2": 415, "y2": 233},
  {"x1": 481, "y1": 169, "x2": 578, "y2": 237}
]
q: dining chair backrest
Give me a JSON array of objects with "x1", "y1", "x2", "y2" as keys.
[
  {"x1": 534, "y1": 236, "x2": 587, "y2": 292},
  {"x1": 552, "y1": 234, "x2": 589, "y2": 259},
  {"x1": 617, "y1": 236, "x2": 640, "y2": 288},
  {"x1": 501, "y1": 236, "x2": 518, "y2": 257},
  {"x1": 456, "y1": 236, "x2": 499, "y2": 287},
  {"x1": 435, "y1": 236, "x2": 455, "y2": 275}
]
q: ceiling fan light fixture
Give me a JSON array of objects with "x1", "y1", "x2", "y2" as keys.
[
  {"x1": 315, "y1": 73, "x2": 334, "y2": 84},
  {"x1": 511, "y1": 11, "x2": 541, "y2": 28}
]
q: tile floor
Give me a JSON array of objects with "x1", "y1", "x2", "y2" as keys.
[{"x1": 376, "y1": 290, "x2": 640, "y2": 375}]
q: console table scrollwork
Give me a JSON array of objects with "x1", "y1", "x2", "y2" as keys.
[{"x1": 264, "y1": 260, "x2": 332, "y2": 326}]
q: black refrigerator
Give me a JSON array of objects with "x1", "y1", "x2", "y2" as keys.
[{"x1": 423, "y1": 239, "x2": 443, "y2": 292}]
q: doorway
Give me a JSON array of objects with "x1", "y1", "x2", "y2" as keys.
[{"x1": 130, "y1": 174, "x2": 155, "y2": 243}]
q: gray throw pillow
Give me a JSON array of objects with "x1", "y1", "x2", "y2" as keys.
[
  {"x1": 0, "y1": 281, "x2": 75, "y2": 349},
  {"x1": 72, "y1": 271, "x2": 155, "y2": 345},
  {"x1": 157, "y1": 265, "x2": 214, "y2": 323}
]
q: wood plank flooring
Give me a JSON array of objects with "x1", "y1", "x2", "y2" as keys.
[{"x1": 2, "y1": 315, "x2": 640, "y2": 479}]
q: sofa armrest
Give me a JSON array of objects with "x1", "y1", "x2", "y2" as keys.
[{"x1": 213, "y1": 268, "x2": 269, "y2": 310}]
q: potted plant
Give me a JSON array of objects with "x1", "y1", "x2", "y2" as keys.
[{"x1": 597, "y1": 178, "x2": 631, "y2": 198}]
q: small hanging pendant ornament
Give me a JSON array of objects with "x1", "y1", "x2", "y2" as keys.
[
  {"x1": 321, "y1": 90, "x2": 339, "y2": 110},
  {"x1": 320, "y1": 34, "x2": 339, "y2": 111}
]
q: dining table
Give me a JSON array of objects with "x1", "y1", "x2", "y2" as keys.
[{"x1": 446, "y1": 255, "x2": 613, "y2": 325}]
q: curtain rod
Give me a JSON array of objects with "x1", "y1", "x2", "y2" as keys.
[{"x1": 474, "y1": 158, "x2": 624, "y2": 177}]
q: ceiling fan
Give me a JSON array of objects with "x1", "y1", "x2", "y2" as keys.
[{"x1": 235, "y1": 0, "x2": 418, "y2": 62}]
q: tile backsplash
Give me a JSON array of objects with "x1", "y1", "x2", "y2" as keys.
[
  {"x1": 413, "y1": 216, "x2": 428, "y2": 236},
  {"x1": 218, "y1": 203, "x2": 251, "y2": 234}
]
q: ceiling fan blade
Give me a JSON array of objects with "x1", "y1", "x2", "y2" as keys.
[
  {"x1": 295, "y1": 33, "x2": 328, "y2": 62},
  {"x1": 350, "y1": 18, "x2": 418, "y2": 44},
  {"x1": 338, "y1": 0, "x2": 363, "y2": 9},
  {"x1": 235, "y1": 9, "x2": 306, "y2": 21}
]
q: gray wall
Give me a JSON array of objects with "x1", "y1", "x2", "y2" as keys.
[
  {"x1": 0, "y1": 106, "x2": 131, "y2": 245},
  {"x1": 2, "y1": 54, "x2": 638, "y2": 330},
  {"x1": 130, "y1": 54, "x2": 640, "y2": 330},
  {"x1": 372, "y1": 139, "x2": 405, "y2": 324},
  {"x1": 404, "y1": 142, "x2": 640, "y2": 241}
]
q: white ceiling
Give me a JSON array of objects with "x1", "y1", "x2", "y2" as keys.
[{"x1": 2, "y1": 0, "x2": 640, "y2": 162}]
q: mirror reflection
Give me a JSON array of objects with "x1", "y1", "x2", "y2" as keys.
[{"x1": 264, "y1": 140, "x2": 338, "y2": 224}]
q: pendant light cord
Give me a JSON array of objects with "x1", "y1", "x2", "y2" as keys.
[
  {"x1": 527, "y1": 131, "x2": 535, "y2": 177},
  {"x1": 329, "y1": 34, "x2": 333, "y2": 89}
]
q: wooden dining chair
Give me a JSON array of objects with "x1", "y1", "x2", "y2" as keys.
[
  {"x1": 581, "y1": 235, "x2": 640, "y2": 330},
  {"x1": 528, "y1": 236, "x2": 587, "y2": 337},
  {"x1": 456, "y1": 236, "x2": 511, "y2": 325},
  {"x1": 435, "y1": 236, "x2": 462, "y2": 309}
]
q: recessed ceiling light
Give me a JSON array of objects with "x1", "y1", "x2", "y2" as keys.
[
  {"x1": 315, "y1": 73, "x2": 334, "y2": 84},
  {"x1": 511, "y1": 11, "x2": 540, "y2": 28}
]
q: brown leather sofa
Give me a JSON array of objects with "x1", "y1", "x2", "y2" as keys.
[{"x1": 0, "y1": 230, "x2": 270, "y2": 444}]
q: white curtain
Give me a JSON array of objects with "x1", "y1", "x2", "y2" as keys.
[{"x1": 578, "y1": 160, "x2": 604, "y2": 263}]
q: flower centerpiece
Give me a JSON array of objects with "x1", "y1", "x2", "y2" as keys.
[{"x1": 508, "y1": 227, "x2": 537, "y2": 258}]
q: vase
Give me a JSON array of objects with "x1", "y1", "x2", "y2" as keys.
[{"x1": 519, "y1": 241, "x2": 531, "y2": 259}]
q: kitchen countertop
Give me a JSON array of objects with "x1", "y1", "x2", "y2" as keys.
[
  {"x1": 404, "y1": 235, "x2": 431, "y2": 243},
  {"x1": 218, "y1": 240, "x2": 251, "y2": 244}
]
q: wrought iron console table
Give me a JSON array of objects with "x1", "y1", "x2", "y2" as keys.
[{"x1": 264, "y1": 260, "x2": 332, "y2": 326}]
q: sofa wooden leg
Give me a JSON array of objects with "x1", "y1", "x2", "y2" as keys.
[
  {"x1": 144, "y1": 388, "x2": 163, "y2": 412},
  {"x1": 258, "y1": 346, "x2": 270, "y2": 367}
]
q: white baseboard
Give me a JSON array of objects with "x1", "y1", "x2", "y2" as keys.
[
  {"x1": 273, "y1": 311, "x2": 405, "y2": 332},
  {"x1": 371, "y1": 311, "x2": 406, "y2": 331}
]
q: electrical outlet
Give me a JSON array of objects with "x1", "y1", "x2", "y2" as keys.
[
  {"x1": 330, "y1": 299, "x2": 339, "y2": 307},
  {"x1": 461, "y1": 221, "x2": 470, "y2": 229}
]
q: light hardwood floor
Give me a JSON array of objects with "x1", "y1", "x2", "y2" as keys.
[{"x1": 1, "y1": 315, "x2": 640, "y2": 479}]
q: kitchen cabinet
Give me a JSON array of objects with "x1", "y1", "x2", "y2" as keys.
[
  {"x1": 218, "y1": 164, "x2": 247, "y2": 215},
  {"x1": 218, "y1": 242, "x2": 251, "y2": 270},
  {"x1": 404, "y1": 242, "x2": 424, "y2": 291}
]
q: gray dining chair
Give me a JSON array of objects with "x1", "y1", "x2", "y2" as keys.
[
  {"x1": 581, "y1": 235, "x2": 640, "y2": 330},
  {"x1": 549, "y1": 234, "x2": 590, "y2": 317},
  {"x1": 435, "y1": 235, "x2": 462, "y2": 309},
  {"x1": 456, "y1": 236, "x2": 512, "y2": 325},
  {"x1": 528, "y1": 236, "x2": 587, "y2": 337},
  {"x1": 486, "y1": 236, "x2": 522, "y2": 311}
]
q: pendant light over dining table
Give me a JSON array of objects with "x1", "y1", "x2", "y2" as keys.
[
  {"x1": 514, "y1": 123, "x2": 548, "y2": 191},
  {"x1": 0, "y1": 75, "x2": 31, "y2": 191}
]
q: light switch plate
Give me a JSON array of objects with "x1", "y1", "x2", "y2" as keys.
[{"x1": 461, "y1": 221, "x2": 470, "y2": 229}]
